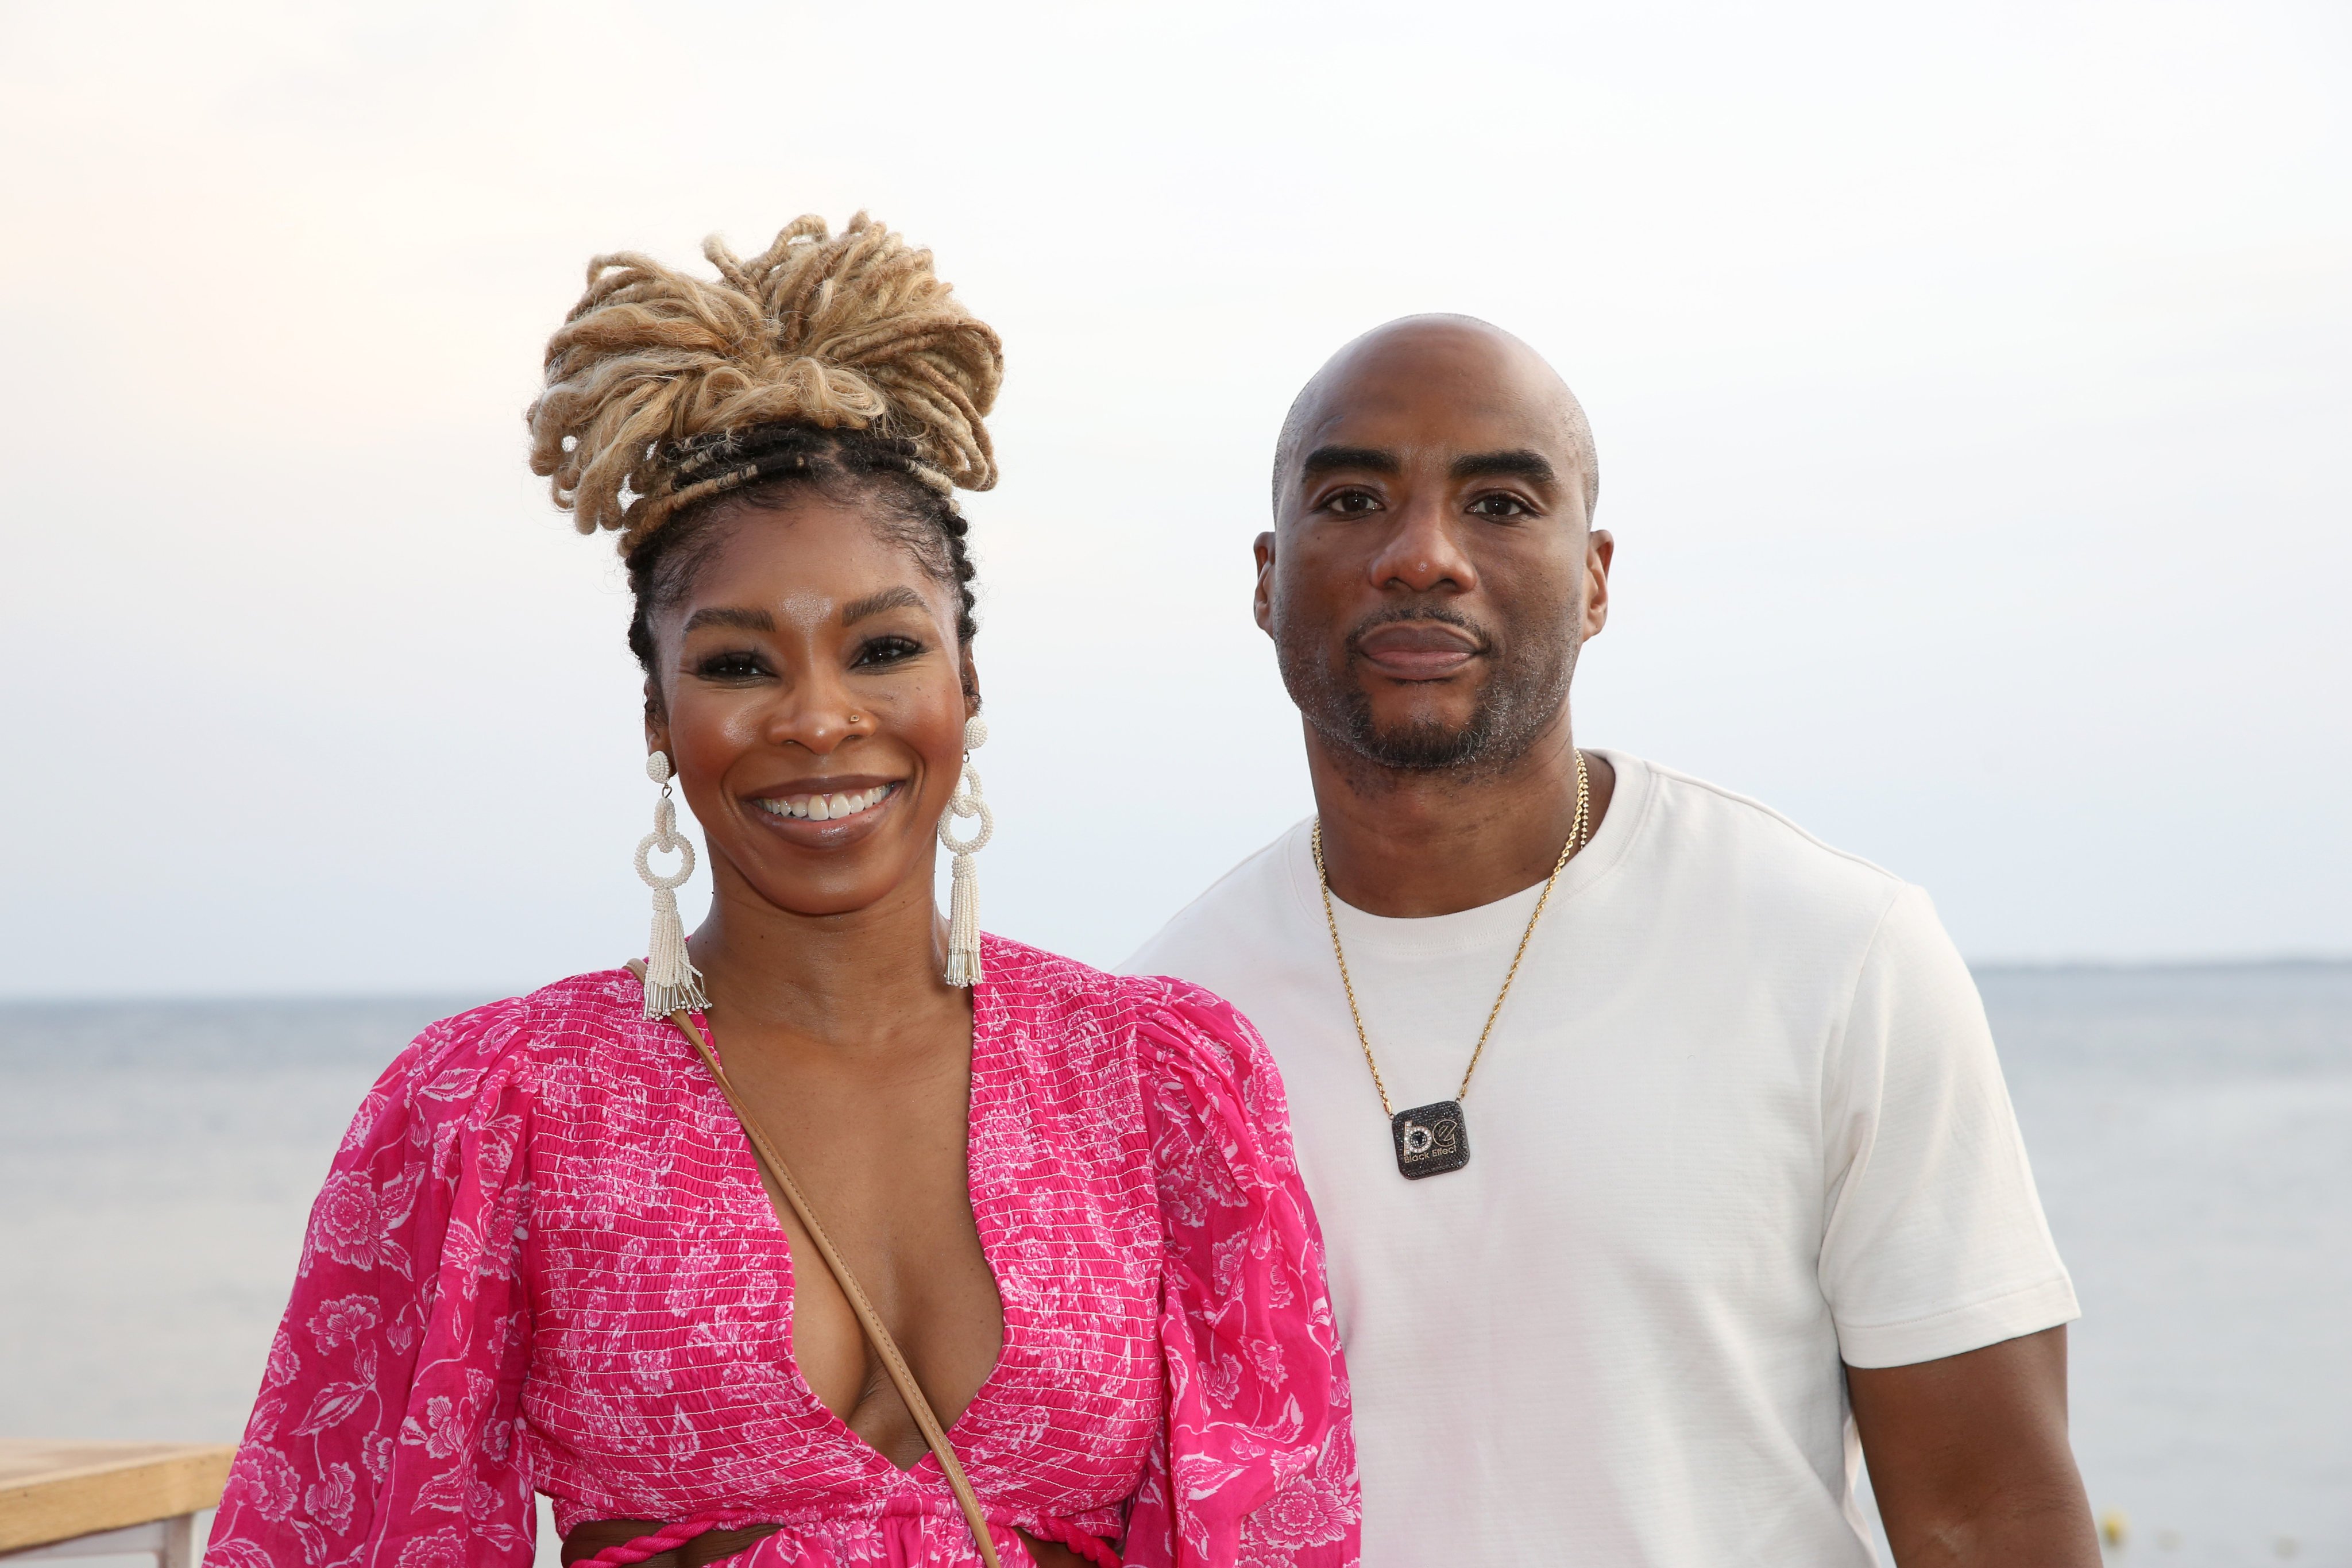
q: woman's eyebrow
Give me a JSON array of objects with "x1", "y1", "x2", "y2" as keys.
[
  {"x1": 841, "y1": 586, "x2": 927, "y2": 625},
  {"x1": 681, "y1": 607, "x2": 774, "y2": 634}
]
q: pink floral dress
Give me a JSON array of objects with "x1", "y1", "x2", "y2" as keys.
[{"x1": 205, "y1": 937, "x2": 1357, "y2": 1568}]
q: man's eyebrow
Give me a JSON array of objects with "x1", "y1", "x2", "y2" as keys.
[
  {"x1": 1299, "y1": 445, "x2": 1401, "y2": 480},
  {"x1": 841, "y1": 586, "x2": 927, "y2": 625},
  {"x1": 681, "y1": 607, "x2": 774, "y2": 635},
  {"x1": 1450, "y1": 449, "x2": 1558, "y2": 484}
]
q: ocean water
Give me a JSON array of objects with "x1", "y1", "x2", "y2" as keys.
[{"x1": 2, "y1": 964, "x2": 2346, "y2": 1565}]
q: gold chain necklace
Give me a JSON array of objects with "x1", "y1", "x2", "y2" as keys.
[{"x1": 1311, "y1": 748, "x2": 1591, "y2": 1180}]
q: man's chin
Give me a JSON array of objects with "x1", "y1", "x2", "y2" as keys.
[
  {"x1": 1282, "y1": 652, "x2": 1509, "y2": 773},
  {"x1": 1344, "y1": 717, "x2": 1492, "y2": 771}
]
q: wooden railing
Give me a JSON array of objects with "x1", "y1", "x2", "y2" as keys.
[{"x1": 0, "y1": 1442, "x2": 235, "y2": 1567}]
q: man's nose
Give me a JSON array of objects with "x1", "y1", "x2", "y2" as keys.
[{"x1": 1365, "y1": 496, "x2": 1477, "y2": 594}]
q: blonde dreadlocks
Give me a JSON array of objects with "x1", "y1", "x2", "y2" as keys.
[{"x1": 526, "y1": 213, "x2": 1002, "y2": 673}]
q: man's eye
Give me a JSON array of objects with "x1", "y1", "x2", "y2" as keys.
[
  {"x1": 1469, "y1": 493, "x2": 1531, "y2": 519},
  {"x1": 852, "y1": 634, "x2": 924, "y2": 668},
  {"x1": 694, "y1": 650, "x2": 768, "y2": 680},
  {"x1": 1323, "y1": 489, "x2": 1382, "y2": 516}
]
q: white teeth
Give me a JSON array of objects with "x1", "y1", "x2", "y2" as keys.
[{"x1": 759, "y1": 784, "x2": 894, "y2": 822}]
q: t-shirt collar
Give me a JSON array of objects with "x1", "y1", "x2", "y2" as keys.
[{"x1": 1280, "y1": 749, "x2": 1654, "y2": 957}]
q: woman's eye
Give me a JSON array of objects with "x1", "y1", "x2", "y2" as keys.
[
  {"x1": 851, "y1": 634, "x2": 925, "y2": 668},
  {"x1": 1469, "y1": 493, "x2": 1532, "y2": 519},
  {"x1": 694, "y1": 649, "x2": 768, "y2": 681}
]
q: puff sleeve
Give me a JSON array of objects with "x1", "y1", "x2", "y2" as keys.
[
  {"x1": 1122, "y1": 982, "x2": 1360, "y2": 1568},
  {"x1": 205, "y1": 1002, "x2": 538, "y2": 1568}
]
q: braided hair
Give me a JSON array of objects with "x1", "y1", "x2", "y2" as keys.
[
  {"x1": 619, "y1": 424, "x2": 980, "y2": 678},
  {"x1": 524, "y1": 213, "x2": 999, "y2": 684}
]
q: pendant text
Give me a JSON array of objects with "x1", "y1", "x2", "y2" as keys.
[{"x1": 1390, "y1": 1100, "x2": 1470, "y2": 1179}]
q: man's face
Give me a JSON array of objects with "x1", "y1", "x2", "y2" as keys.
[{"x1": 1256, "y1": 321, "x2": 1611, "y2": 778}]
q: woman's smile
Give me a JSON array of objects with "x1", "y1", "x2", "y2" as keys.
[{"x1": 746, "y1": 778, "x2": 906, "y2": 840}]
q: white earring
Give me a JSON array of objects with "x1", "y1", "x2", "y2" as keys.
[
  {"x1": 938, "y1": 716, "x2": 992, "y2": 987},
  {"x1": 636, "y1": 751, "x2": 708, "y2": 1018}
]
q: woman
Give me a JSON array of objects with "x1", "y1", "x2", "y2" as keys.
[{"x1": 204, "y1": 215, "x2": 1357, "y2": 1568}]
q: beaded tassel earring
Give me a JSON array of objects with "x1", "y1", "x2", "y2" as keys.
[
  {"x1": 636, "y1": 751, "x2": 708, "y2": 1017},
  {"x1": 938, "y1": 716, "x2": 993, "y2": 987}
]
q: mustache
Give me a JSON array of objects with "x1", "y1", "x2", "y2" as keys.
[{"x1": 1343, "y1": 602, "x2": 1496, "y2": 655}]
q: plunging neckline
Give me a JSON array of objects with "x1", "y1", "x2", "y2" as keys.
[{"x1": 678, "y1": 963, "x2": 1015, "y2": 1480}]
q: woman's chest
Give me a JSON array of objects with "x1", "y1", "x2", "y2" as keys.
[
  {"x1": 725, "y1": 1036, "x2": 1009, "y2": 1454},
  {"x1": 517, "y1": 1036, "x2": 1168, "y2": 1509}
]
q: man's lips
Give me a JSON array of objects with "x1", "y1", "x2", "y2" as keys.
[{"x1": 1353, "y1": 622, "x2": 1482, "y2": 679}]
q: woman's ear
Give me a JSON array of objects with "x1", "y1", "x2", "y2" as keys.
[
  {"x1": 643, "y1": 680, "x2": 670, "y2": 758},
  {"x1": 960, "y1": 647, "x2": 982, "y2": 715}
]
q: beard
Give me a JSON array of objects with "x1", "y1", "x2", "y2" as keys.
[{"x1": 1275, "y1": 599, "x2": 1577, "y2": 777}]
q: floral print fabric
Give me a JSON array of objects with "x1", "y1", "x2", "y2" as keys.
[{"x1": 206, "y1": 936, "x2": 1358, "y2": 1567}]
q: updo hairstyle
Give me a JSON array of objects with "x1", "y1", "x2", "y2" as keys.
[{"x1": 525, "y1": 214, "x2": 1003, "y2": 683}]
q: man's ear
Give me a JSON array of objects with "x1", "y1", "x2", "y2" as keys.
[
  {"x1": 1253, "y1": 530, "x2": 1277, "y2": 636},
  {"x1": 1584, "y1": 529, "x2": 1614, "y2": 640}
]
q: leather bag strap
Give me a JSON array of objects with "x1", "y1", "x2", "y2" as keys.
[{"x1": 624, "y1": 962, "x2": 1006, "y2": 1568}]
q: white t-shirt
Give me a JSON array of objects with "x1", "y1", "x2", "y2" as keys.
[{"x1": 1123, "y1": 751, "x2": 2077, "y2": 1566}]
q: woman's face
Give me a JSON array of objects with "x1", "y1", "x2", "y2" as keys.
[{"x1": 643, "y1": 495, "x2": 975, "y2": 920}]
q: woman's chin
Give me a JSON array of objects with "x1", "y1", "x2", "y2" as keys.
[
  {"x1": 716, "y1": 814, "x2": 933, "y2": 921},
  {"x1": 724, "y1": 863, "x2": 924, "y2": 922}
]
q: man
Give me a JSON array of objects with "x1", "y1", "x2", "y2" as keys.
[{"x1": 1125, "y1": 316, "x2": 2099, "y2": 1565}]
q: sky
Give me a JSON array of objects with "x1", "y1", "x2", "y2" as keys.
[{"x1": 1, "y1": 0, "x2": 2345, "y2": 997}]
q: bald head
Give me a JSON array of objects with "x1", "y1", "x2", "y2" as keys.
[
  {"x1": 1253, "y1": 312, "x2": 1612, "y2": 784},
  {"x1": 1272, "y1": 315, "x2": 1598, "y2": 520}
]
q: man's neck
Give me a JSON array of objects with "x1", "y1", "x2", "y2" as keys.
[{"x1": 1306, "y1": 709, "x2": 1615, "y2": 919}]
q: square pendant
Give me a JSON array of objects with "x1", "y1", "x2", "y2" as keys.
[{"x1": 1390, "y1": 1100, "x2": 1470, "y2": 1179}]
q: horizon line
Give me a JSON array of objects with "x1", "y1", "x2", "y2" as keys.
[{"x1": 1, "y1": 952, "x2": 2349, "y2": 1010}]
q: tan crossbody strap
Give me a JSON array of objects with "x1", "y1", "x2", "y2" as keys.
[{"x1": 624, "y1": 963, "x2": 1006, "y2": 1568}]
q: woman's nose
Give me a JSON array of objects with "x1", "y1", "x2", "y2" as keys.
[{"x1": 764, "y1": 670, "x2": 864, "y2": 754}]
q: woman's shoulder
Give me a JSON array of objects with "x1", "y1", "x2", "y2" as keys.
[
  {"x1": 982, "y1": 934, "x2": 1266, "y2": 1058},
  {"x1": 354, "y1": 967, "x2": 650, "y2": 1138},
  {"x1": 396, "y1": 966, "x2": 642, "y2": 1068},
  {"x1": 982, "y1": 935, "x2": 1291, "y2": 1150}
]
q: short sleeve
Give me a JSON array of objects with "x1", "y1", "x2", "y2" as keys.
[
  {"x1": 1819, "y1": 886, "x2": 2079, "y2": 1369},
  {"x1": 1121, "y1": 982, "x2": 1360, "y2": 1568},
  {"x1": 204, "y1": 1003, "x2": 538, "y2": 1568}
]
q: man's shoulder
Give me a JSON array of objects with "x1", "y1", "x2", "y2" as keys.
[
  {"x1": 1128, "y1": 759, "x2": 1934, "y2": 982},
  {"x1": 1123, "y1": 818, "x2": 1311, "y2": 980},
  {"x1": 1628, "y1": 755, "x2": 1911, "y2": 925}
]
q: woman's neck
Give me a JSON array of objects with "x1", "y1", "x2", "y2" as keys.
[{"x1": 685, "y1": 862, "x2": 964, "y2": 1049}]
